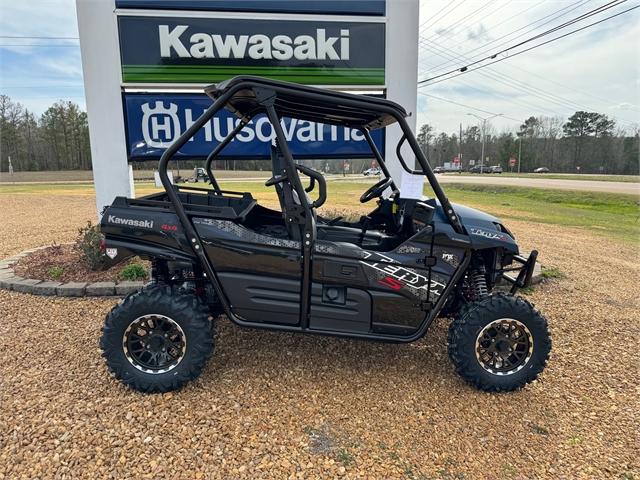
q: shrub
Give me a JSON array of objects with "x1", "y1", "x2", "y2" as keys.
[
  {"x1": 119, "y1": 263, "x2": 148, "y2": 281},
  {"x1": 48, "y1": 267, "x2": 63, "y2": 279},
  {"x1": 73, "y1": 221, "x2": 103, "y2": 271}
]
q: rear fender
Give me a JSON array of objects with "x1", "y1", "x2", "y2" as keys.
[{"x1": 102, "y1": 237, "x2": 197, "y2": 271}]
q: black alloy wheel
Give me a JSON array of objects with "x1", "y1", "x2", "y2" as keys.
[
  {"x1": 448, "y1": 293, "x2": 551, "y2": 392},
  {"x1": 101, "y1": 285, "x2": 215, "y2": 393},
  {"x1": 123, "y1": 314, "x2": 187, "y2": 374},
  {"x1": 475, "y1": 318, "x2": 533, "y2": 375}
]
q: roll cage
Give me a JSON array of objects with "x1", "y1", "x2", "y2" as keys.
[{"x1": 157, "y1": 75, "x2": 468, "y2": 340}]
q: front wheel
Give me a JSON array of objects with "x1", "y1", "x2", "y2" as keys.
[
  {"x1": 447, "y1": 294, "x2": 551, "y2": 392},
  {"x1": 100, "y1": 285, "x2": 215, "y2": 393}
]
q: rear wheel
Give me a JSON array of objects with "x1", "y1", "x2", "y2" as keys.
[
  {"x1": 447, "y1": 294, "x2": 551, "y2": 392},
  {"x1": 100, "y1": 285, "x2": 215, "y2": 393}
]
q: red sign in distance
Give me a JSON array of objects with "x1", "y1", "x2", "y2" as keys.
[
  {"x1": 509, "y1": 157, "x2": 516, "y2": 166},
  {"x1": 576, "y1": 166, "x2": 580, "y2": 171},
  {"x1": 454, "y1": 157, "x2": 459, "y2": 165},
  {"x1": 372, "y1": 160, "x2": 375, "y2": 168}
]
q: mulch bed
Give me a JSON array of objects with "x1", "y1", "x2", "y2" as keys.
[{"x1": 12, "y1": 243, "x2": 150, "y2": 284}]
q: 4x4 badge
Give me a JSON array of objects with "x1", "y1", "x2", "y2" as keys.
[{"x1": 106, "y1": 248, "x2": 118, "y2": 259}]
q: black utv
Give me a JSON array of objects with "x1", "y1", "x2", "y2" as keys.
[{"x1": 100, "y1": 76, "x2": 551, "y2": 393}]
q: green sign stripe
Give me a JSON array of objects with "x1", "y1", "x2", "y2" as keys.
[
  {"x1": 122, "y1": 73, "x2": 384, "y2": 85},
  {"x1": 123, "y1": 63, "x2": 384, "y2": 69},
  {"x1": 123, "y1": 73, "x2": 384, "y2": 84},
  {"x1": 122, "y1": 67, "x2": 385, "y2": 76}
]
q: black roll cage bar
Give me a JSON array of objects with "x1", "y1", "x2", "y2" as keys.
[{"x1": 157, "y1": 77, "x2": 467, "y2": 342}]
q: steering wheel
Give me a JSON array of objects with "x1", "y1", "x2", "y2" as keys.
[{"x1": 360, "y1": 176, "x2": 393, "y2": 203}]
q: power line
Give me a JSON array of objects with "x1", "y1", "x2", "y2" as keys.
[
  {"x1": 418, "y1": 39, "x2": 638, "y2": 125},
  {"x1": 419, "y1": 0, "x2": 461, "y2": 35},
  {"x1": 0, "y1": 35, "x2": 79, "y2": 40},
  {"x1": 418, "y1": 2, "x2": 638, "y2": 86},
  {"x1": 424, "y1": 0, "x2": 590, "y2": 72},
  {"x1": 417, "y1": 7, "x2": 639, "y2": 120},
  {"x1": 5, "y1": 96, "x2": 86, "y2": 100},
  {"x1": 421, "y1": 0, "x2": 499, "y2": 42},
  {"x1": 418, "y1": 91, "x2": 524, "y2": 123},
  {"x1": 1, "y1": 85, "x2": 84, "y2": 89},
  {"x1": 422, "y1": 0, "x2": 511, "y2": 45},
  {"x1": 430, "y1": 0, "x2": 545, "y2": 50},
  {"x1": 1, "y1": 44, "x2": 80, "y2": 47},
  {"x1": 419, "y1": 0, "x2": 627, "y2": 83}
]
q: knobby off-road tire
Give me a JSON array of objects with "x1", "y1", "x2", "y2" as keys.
[
  {"x1": 448, "y1": 293, "x2": 551, "y2": 392},
  {"x1": 100, "y1": 285, "x2": 215, "y2": 393}
]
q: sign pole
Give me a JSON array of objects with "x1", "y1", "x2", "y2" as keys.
[{"x1": 8, "y1": 156, "x2": 14, "y2": 184}]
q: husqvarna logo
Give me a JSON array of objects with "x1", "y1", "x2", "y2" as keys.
[{"x1": 141, "y1": 101, "x2": 181, "y2": 148}]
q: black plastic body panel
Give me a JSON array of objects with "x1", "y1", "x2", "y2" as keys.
[
  {"x1": 309, "y1": 284, "x2": 372, "y2": 333},
  {"x1": 217, "y1": 272, "x2": 300, "y2": 325}
]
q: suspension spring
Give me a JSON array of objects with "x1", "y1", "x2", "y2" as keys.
[
  {"x1": 150, "y1": 261, "x2": 158, "y2": 285},
  {"x1": 471, "y1": 265, "x2": 488, "y2": 300}
]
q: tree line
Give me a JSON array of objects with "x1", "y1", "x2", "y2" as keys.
[
  {"x1": 0, "y1": 95, "x2": 91, "y2": 173},
  {"x1": 1, "y1": 94, "x2": 638, "y2": 175},
  {"x1": 417, "y1": 112, "x2": 639, "y2": 175}
]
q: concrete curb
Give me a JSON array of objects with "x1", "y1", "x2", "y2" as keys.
[{"x1": 0, "y1": 247, "x2": 146, "y2": 298}]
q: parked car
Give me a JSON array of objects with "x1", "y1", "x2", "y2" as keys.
[
  {"x1": 433, "y1": 166, "x2": 446, "y2": 174},
  {"x1": 469, "y1": 165, "x2": 489, "y2": 173},
  {"x1": 533, "y1": 167, "x2": 549, "y2": 173},
  {"x1": 363, "y1": 167, "x2": 381, "y2": 176},
  {"x1": 489, "y1": 166, "x2": 503, "y2": 174}
]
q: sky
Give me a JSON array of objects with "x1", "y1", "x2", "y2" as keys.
[{"x1": 0, "y1": 0, "x2": 638, "y2": 137}]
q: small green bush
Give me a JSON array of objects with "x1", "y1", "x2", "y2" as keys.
[
  {"x1": 73, "y1": 221, "x2": 103, "y2": 271},
  {"x1": 541, "y1": 268, "x2": 564, "y2": 279},
  {"x1": 48, "y1": 267, "x2": 63, "y2": 279},
  {"x1": 119, "y1": 263, "x2": 148, "y2": 281}
]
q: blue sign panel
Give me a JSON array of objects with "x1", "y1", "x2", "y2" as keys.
[
  {"x1": 115, "y1": 1, "x2": 386, "y2": 16},
  {"x1": 124, "y1": 94, "x2": 384, "y2": 161}
]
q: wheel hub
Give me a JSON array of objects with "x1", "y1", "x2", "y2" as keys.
[
  {"x1": 475, "y1": 318, "x2": 533, "y2": 375},
  {"x1": 123, "y1": 314, "x2": 187, "y2": 374}
]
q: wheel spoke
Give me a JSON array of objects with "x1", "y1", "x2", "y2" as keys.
[
  {"x1": 124, "y1": 315, "x2": 187, "y2": 374},
  {"x1": 476, "y1": 318, "x2": 533, "y2": 375}
]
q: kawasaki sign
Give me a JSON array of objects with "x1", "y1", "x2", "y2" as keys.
[{"x1": 118, "y1": 17, "x2": 385, "y2": 86}]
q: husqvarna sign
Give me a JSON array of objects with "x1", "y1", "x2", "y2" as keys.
[
  {"x1": 76, "y1": 0, "x2": 418, "y2": 217},
  {"x1": 124, "y1": 94, "x2": 383, "y2": 159},
  {"x1": 118, "y1": 17, "x2": 385, "y2": 85}
]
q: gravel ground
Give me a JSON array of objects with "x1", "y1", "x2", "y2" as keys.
[{"x1": 1, "y1": 194, "x2": 639, "y2": 479}]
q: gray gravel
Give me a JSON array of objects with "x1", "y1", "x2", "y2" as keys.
[{"x1": 1, "y1": 194, "x2": 638, "y2": 479}]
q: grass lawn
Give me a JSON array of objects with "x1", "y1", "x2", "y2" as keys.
[{"x1": 1, "y1": 179, "x2": 637, "y2": 244}]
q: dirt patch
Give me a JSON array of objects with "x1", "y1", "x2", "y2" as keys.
[{"x1": 12, "y1": 243, "x2": 150, "y2": 284}]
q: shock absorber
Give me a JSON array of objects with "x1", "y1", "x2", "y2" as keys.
[{"x1": 471, "y1": 261, "x2": 488, "y2": 301}]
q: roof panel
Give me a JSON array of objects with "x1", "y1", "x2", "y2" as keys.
[{"x1": 204, "y1": 76, "x2": 407, "y2": 130}]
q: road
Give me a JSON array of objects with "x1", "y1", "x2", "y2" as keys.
[{"x1": 432, "y1": 174, "x2": 639, "y2": 195}]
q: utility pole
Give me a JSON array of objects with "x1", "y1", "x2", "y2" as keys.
[
  {"x1": 459, "y1": 123, "x2": 462, "y2": 170},
  {"x1": 518, "y1": 134, "x2": 522, "y2": 174},
  {"x1": 468, "y1": 113, "x2": 502, "y2": 173}
]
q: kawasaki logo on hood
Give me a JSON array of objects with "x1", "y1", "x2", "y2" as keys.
[
  {"x1": 108, "y1": 215, "x2": 153, "y2": 229},
  {"x1": 159, "y1": 26, "x2": 350, "y2": 61}
]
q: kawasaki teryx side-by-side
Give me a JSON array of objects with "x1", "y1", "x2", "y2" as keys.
[{"x1": 100, "y1": 76, "x2": 551, "y2": 393}]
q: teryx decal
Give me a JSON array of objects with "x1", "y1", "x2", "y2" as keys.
[
  {"x1": 471, "y1": 228, "x2": 506, "y2": 241},
  {"x1": 360, "y1": 251, "x2": 446, "y2": 298}
]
